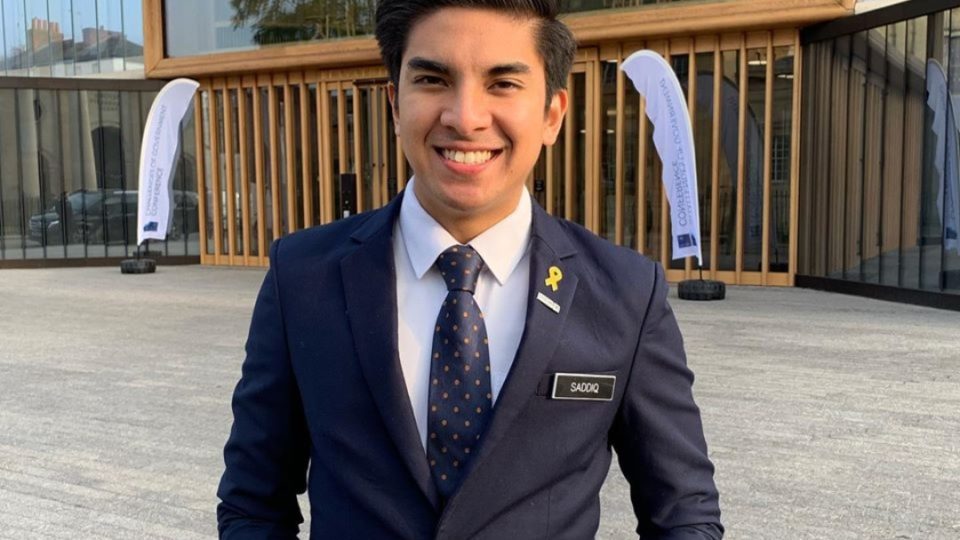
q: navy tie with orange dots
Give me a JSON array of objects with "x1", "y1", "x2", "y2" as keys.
[{"x1": 427, "y1": 245, "x2": 493, "y2": 501}]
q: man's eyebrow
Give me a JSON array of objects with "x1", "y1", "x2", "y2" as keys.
[
  {"x1": 406, "y1": 57, "x2": 450, "y2": 76},
  {"x1": 488, "y1": 62, "x2": 531, "y2": 77}
]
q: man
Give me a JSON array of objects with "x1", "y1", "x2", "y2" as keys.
[{"x1": 217, "y1": 1, "x2": 723, "y2": 538}]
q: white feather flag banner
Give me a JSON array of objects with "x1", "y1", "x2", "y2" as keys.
[
  {"x1": 621, "y1": 51, "x2": 703, "y2": 265},
  {"x1": 136, "y1": 78, "x2": 199, "y2": 246}
]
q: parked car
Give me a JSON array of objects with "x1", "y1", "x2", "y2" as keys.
[{"x1": 28, "y1": 189, "x2": 199, "y2": 246}]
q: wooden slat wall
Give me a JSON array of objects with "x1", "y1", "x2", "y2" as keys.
[{"x1": 194, "y1": 33, "x2": 800, "y2": 290}]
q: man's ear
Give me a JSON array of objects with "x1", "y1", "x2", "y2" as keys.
[
  {"x1": 387, "y1": 82, "x2": 400, "y2": 135},
  {"x1": 542, "y1": 88, "x2": 568, "y2": 146}
]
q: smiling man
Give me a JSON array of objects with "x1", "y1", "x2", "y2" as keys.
[{"x1": 216, "y1": 1, "x2": 723, "y2": 539}]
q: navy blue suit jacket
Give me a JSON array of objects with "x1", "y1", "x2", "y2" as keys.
[{"x1": 217, "y1": 192, "x2": 722, "y2": 539}]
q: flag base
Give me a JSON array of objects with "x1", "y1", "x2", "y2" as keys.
[
  {"x1": 678, "y1": 279, "x2": 725, "y2": 301},
  {"x1": 120, "y1": 258, "x2": 157, "y2": 275}
]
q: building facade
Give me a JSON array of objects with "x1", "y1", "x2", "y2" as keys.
[
  {"x1": 0, "y1": 0, "x2": 198, "y2": 266},
  {"x1": 6, "y1": 0, "x2": 959, "y2": 307},
  {"x1": 145, "y1": 0, "x2": 857, "y2": 288},
  {"x1": 799, "y1": 0, "x2": 960, "y2": 305}
]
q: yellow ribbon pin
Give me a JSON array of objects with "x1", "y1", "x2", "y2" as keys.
[{"x1": 545, "y1": 266, "x2": 563, "y2": 292}]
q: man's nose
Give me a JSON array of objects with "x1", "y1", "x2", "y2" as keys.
[{"x1": 440, "y1": 86, "x2": 491, "y2": 134}]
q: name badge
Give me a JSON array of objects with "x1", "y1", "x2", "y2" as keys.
[{"x1": 551, "y1": 373, "x2": 616, "y2": 401}]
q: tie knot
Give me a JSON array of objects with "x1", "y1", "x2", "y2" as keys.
[{"x1": 436, "y1": 245, "x2": 484, "y2": 293}]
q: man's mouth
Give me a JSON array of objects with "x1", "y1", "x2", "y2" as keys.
[{"x1": 438, "y1": 148, "x2": 499, "y2": 165}]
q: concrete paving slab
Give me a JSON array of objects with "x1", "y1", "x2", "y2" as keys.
[{"x1": 0, "y1": 266, "x2": 958, "y2": 539}]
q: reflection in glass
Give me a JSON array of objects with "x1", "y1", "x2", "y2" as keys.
[
  {"x1": 162, "y1": 0, "x2": 697, "y2": 57},
  {"x1": 694, "y1": 51, "x2": 715, "y2": 270},
  {"x1": 622, "y1": 61, "x2": 639, "y2": 251},
  {"x1": 900, "y1": 17, "x2": 927, "y2": 290},
  {"x1": 802, "y1": 7, "x2": 960, "y2": 296},
  {"x1": 668, "y1": 53, "x2": 688, "y2": 270},
  {"x1": 718, "y1": 49, "x2": 739, "y2": 271},
  {"x1": 600, "y1": 60, "x2": 618, "y2": 242},
  {"x1": 944, "y1": 8, "x2": 960, "y2": 292},
  {"x1": 743, "y1": 47, "x2": 766, "y2": 273},
  {"x1": 0, "y1": 0, "x2": 143, "y2": 77},
  {"x1": 770, "y1": 46, "x2": 793, "y2": 274},
  {"x1": 572, "y1": 72, "x2": 587, "y2": 227},
  {"x1": 860, "y1": 28, "x2": 886, "y2": 284}
]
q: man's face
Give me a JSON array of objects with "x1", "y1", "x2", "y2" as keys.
[{"x1": 389, "y1": 7, "x2": 567, "y2": 238}]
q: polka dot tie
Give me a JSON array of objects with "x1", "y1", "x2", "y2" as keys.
[{"x1": 427, "y1": 245, "x2": 493, "y2": 501}]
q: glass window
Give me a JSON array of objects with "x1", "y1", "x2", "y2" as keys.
[
  {"x1": 622, "y1": 59, "x2": 639, "y2": 251},
  {"x1": 37, "y1": 89, "x2": 66, "y2": 258},
  {"x1": 668, "y1": 53, "x2": 689, "y2": 270},
  {"x1": 769, "y1": 46, "x2": 793, "y2": 275},
  {"x1": 121, "y1": 0, "x2": 143, "y2": 71},
  {"x1": 900, "y1": 16, "x2": 927, "y2": 290},
  {"x1": 0, "y1": 89, "x2": 19, "y2": 259},
  {"x1": 2, "y1": 0, "x2": 29, "y2": 76},
  {"x1": 694, "y1": 50, "x2": 715, "y2": 270},
  {"x1": 600, "y1": 59, "x2": 618, "y2": 243},
  {"x1": 50, "y1": 0, "x2": 78, "y2": 76},
  {"x1": 944, "y1": 8, "x2": 960, "y2": 293},
  {"x1": 718, "y1": 49, "x2": 739, "y2": 271},
  {"x1": 25, "y1": 0, "x2": 51, "y2": 77},
  {"x1": 744, "y1": 47, "x2": 767, "y2": 273},
  {"x1": 18, "y1": 89, "x2": 43, "y2": 260},
  {"x1": 96, "y1": 0, "x2": 125, "y2": 74},
  {"x1": 860, "y1": 27, "x2": 886, "y2": 284}
]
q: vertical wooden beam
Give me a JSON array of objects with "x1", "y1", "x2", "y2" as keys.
[
  {"x1": 209, "y1": 81, "x2": 224, "y2": 265},
  {"x1": 237, "y1": 78, "x2": 252, "y2": 267},
  {"x1": 193, "y1": 90, "x2": 208, "y2": 264},
  {"x1": 615, "y1": 47, "x2": 626, "y2": 246},
  {"x1": 320, "y1": 82, "x2": 335, "y2": 222},
  {"x1": 301, "y1": 79, "x2": 314, "y2": 228},
  {"x1": 711, "y1": 40, "x2": 722, "y2": 278},
  {"x1": 338, "y1": 82, "x2": 349, "y2": 177},
  {"x1": 253, "y1": 77, "x2": 268, "y2": 265},
  {"x1": 762, "y1": 35, "x2": 774, "y2": 286},
  {"x1": 736, "y1": 35, "x2": 748, "y2": 283},
  {"x1": 789, "y1": 31, "x2": 802, "y2": 286},
  {"x1": 353, "y1": 85, "x2": 364, "y2": 213},
  {"x1": 315, "y1": 80, "x2": 329, "y2": 224},
  {"x1": 545, "y1": 144, "x2": 555, "y2": 215},
  {"x1": 588, "y1": 61, "x2": 602, "y2": 233},
  {"x1": 223, "y1": 81, "x2": 238, "y2": 265},
  {"x1": 142, "y1": 0, "x2": 164, "y2": 75},
  {"x1": 268, "y1": 80, "x2": 282, "y2": 240},
  {"x1": 283, "y1": 80, "x2": 297, "y2": 234},
  {"x1": 637, "y1": 93, "x2": 648, "y2": 255},
  {"x1": 380, "y1": 86, "x2": 391, "y2": 203}
]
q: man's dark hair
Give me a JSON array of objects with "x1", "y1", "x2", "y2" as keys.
[{"x1": 375, "y1": 0, "x2": 576, "y2": 101}]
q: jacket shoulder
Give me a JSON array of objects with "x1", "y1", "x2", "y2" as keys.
[
  {"x1": 269, "y1": 208, "x2": 387, "y2": 267},
  {"x1": 553, "y1": 217, "x2": 660, "y2": 282}
]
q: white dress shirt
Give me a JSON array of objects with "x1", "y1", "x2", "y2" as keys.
[{"x1": 393, "y1": 179, "x2": 532, "y2": 450}]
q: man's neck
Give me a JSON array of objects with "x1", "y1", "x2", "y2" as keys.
[{"x1": 412, "y1": 186, "x2": 524, "y2": 244}]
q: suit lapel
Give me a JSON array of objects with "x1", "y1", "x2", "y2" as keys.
[
  {"x1": 340, "y1": 193, "x2": 441, "y2": 511},
  {"x1": 448, "y1": 202, "x2": 579, "y2": 508}
]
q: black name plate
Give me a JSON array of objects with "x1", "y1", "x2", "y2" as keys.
[{"x1": 551, "y1": 373, "x2": 616, "y2": 401}]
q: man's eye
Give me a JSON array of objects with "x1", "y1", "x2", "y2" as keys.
[
  {"x1": 414, "y1": 76, "x2": 446, "y2": 86},
  {"x1": 491, "y1": 80, "x2": 521, "y2": 91}
]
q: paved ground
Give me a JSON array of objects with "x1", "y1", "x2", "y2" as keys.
[{"x1": 0, "y1": 265, "x2": 958, "y2": 539}]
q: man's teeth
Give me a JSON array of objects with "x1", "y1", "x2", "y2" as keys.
[{"x1": 442, "y1": 149, "x2": 494, "y2": 165}]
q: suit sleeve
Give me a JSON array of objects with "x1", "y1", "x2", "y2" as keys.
[
  {"x1": 217, "y1": 240, "x2": 311, "y2": 539},
  {"x1": 610, "y1": 263, "x2": 723, "y2": 539}
]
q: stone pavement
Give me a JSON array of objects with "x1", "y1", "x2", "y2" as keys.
[{"x1": 0, "y1": 266, "x2": 958, "y2": 539}]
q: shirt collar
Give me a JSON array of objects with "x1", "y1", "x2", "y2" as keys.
[{"x1": 399, "y1": 178, "x2": 532, "y2": 286}]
